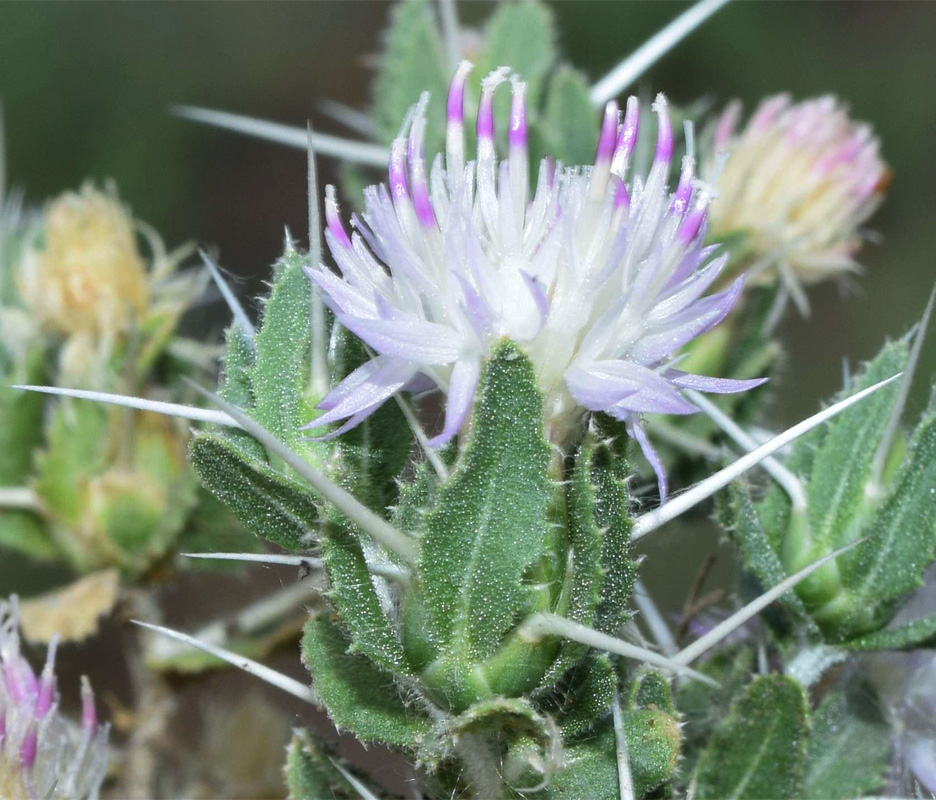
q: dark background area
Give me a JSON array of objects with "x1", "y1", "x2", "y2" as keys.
[{"x1": 1, "y1": 1, "x2": 934, "y2": 425}]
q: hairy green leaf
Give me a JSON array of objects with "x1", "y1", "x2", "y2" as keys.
[
  {"x1": 372, "y1": 0, "x2": 448, "y2": 150},
  {"x1": 190, "y1": 433, "x2": 318, "y2": 552},
  {"x1": 541, "y1": 67, "x2": 598, "y2": 166},
  {"x1": 804, "y1": 690, "x2": 890, "y2": 800},
  {"x1": 844, "y1": 613, "x2": 936, "y2": 651},
  {"x1": 695, "y1": 675, "x2": 808, "y2": 800},
  {"x1": 301, "y1": 613, "x2": 430, "y2": 747},
  {"x1": 419, "y1": 341, "x2": 551, "y2": 662},
  {"x1": 250, "y1": 248, "x2": 316, "y2": 455},
  {"x1": 284, "y1": 729, "x2": 354, "y2": 800}
]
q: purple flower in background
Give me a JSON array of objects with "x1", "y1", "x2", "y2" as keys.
[
  {"x1": 0, "y1": 596, "x2": 109, "y2": 800},
  {"x1": 306, "y1": 62, "x2": 765, "y2": 500},
  {"x1": 708, "y1": 94, "x2": 887, "y2": 314}
]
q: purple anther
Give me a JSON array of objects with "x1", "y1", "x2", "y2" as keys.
[
  {"x1": 653, "y1": 94, "x2": 673, "y2": 166},
  {"x1": 408, "y1": 110, "x2": 437, "y2": 228},
  {"x1": 34, "y1": 638, "x2": 58, "y2": 719},
  {"x1": 678, "y1": 200, "x2": 707, "y2": 245},
  {"x1": 446, "y1": 61, "x2": 473, "y2": 128},
  {"x1": 595, "y1": 101, "x2": 619, "y2": 166},
  {"x1": 324, "y1": 186, "x2": 351, "y2": 248},
  {"x1": 81, "y1": 677, "x2": 98, "y2": 732},
  {"x1": 19, "y1": 724, "x2": 37, "y2": 769},
  {"x1": 612, "y1": 175, "x2": 630, "y2": 210},
  {"x1": 509, "y1": 79, "x2": 528, "y2": 151},
  {"x1": 612, "y1": 96, "x2": 640, "y2": 172},
  {"x1": 477, "y1": 68, "x2": 509, "y2": 146},
  {"x1": 671, "y1": 156, "x2": 695, "y2": 215},
  {"x1": 388, "y1": 138, "x2": 409, "y2": 203}
]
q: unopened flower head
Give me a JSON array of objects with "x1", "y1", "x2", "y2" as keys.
[
  {"x1": 18, "y1": 183, "x2": 149, "y2": 338},
  {"x1": 0, "y1": 597, "x2": 109, "y2": 800},
  {"x1": 307, "y1": 63, "x2": 764, "y2": 499},
  {"x1": 708, "y1": 95, "x2": 887, "y2": 301}
]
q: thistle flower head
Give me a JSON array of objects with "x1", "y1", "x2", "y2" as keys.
[
  {"x1": 0, "y1": 597, "x2": 109, "y2": 800},
  {"x1": 307, "y1": 63, "x2": 764, "y2": 498},
  {"x1": 708, "y1": 95, "x2": 887, "y2": 299}
]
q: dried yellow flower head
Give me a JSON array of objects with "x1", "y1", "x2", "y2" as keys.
[
  {"x1": 18, "y1": 182, "x2": 148, "y2": 337},
  {"x1": 709, "y1": 95, "x2": 887, "y2": 310}
]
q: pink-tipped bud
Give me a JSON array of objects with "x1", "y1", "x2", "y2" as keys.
[
  {"x1": 508, "y1": 78, "x2": 528, "y2": 152},
  {"x1": 612, "y1": 96, "x2": 640, "y2": 176},
  {"x1": 595, "y1": 101, "x2": 619, "y2": 166},
  {"x1": 324, "y1": 186, "x2": 351, "y2": 248},
  {"x1": 652, "y1": 93, "x2": 673, "y2": 167}
]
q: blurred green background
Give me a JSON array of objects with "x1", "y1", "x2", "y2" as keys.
[{"x1": 1, "y1": 0, "x2": 932, "y2": 420}]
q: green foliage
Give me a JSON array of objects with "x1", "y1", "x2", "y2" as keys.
[
  {"x1": 804, "y1": 690, "x2": 891, "y2": 800},
  {"x1": 284, "y1": 729, "x2": 355, "y2": 800},
  {"x1": 541, "y1": 67, "x2": 598, "y2": 166},
  {"x1": 320, "y1": 516, "x2": 412, "y2": 673},
  {"x1": 301, "y1": 613, "x2": 430, "y2": 748},
  {"x1": 844, "y1": 613, "x2": 936, "y2": 651},
  {"x1": 0, "y1": 345, "x2": 45, "y2": 483},
  {"x1": 417, "y1": 341, "x2": 551, "y2": 707},
  {"x1": 630, "y1": 671, "x2": 675, "y2": 715},
  {"x1": 553, "y1": 654, "x2": 616, "y2": 739},
  {"x1": 695, "y1": 675, "x2": 808, "y2": 800},
  {"x1": 477, "y1": 1, "x2": 556, "y2": 108},
  {"x1": 372, "y1": 0, "x2": 448, "y2": 151},
  {"x1": 189, "y1": 433, "x2": 318, "y2": 552},
  {"x1": 546, "y1": 708, "x2": 680, "y2": 800},
  {"x1": 249, "y1": 248, "x2": 318, "y2": 457}
]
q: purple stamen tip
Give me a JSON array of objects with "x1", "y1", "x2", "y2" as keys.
[
  {"x1": 81, "y1": 677, "x2": 98, "y2": 732},
  {"x1": 477, "y1": 68, "x2": 509, "y2": 143},
  {"x1": 324, "y1": 185, "x2": 351, "y2": 248},
  {"x1": 612, "y1": 176, "x2": 630, "y2": 210},
  {"x1": 389, "y1": 138, "x2": 409, "y2": 202},
  {"x1": 509, "y1": 78, "x2": 528, "y2": 150},
  {"x1": 671, "y1": 156, "x2": 695, "y2": 214},
  {"x1": 595, "y1": 101, "x2": 619, "y2": 165},
  {"x1": 446, "y1": 60, "x2": 473, "y2": 125},
  {"x1": 652, "y1": 93, "x2": 674, "y2": 165},
  {"x1": 20, "y1": 725, "x2": 37, "y2": 769},
  {"x1": 678, "y1": 204, "x2": 707, "y2": 245}
]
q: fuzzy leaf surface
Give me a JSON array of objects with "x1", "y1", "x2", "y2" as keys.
[
  {"x1": 189, "y1": 433, "x2": 318, "y2": 552},
  {"x1": 833, "y1": 389, "x2": 936, "y2": 633},
  {"x1": 249, "y1": 248, "x2": 315, "y2": 455},
  {"x1": 372, "y1": 0, "x2": 448, "y2": 150},
  {"x1": 804, "y1": 342, "x2": 906, "y2": 550},
  {"x1": 804, "y1": 690, "x2": 890, "y2": 800},
  {"x1": 301, "y1": 614, "x2": 430, "y2": 747},
  {"x1": 320, "y1": 516, "x2": 412, "y2": 674},
  {"x1": 546, "y1": 709, "x2": 680, "y2": 800},
  {"x1": 695, "y1": 675, "x2": 808, "y2": 800},
  {"x1": 477, "y1": 0, "x2": 555, "y2": 107},
  {"x1": 284, "y1": 729, "x2": 354, "y2": 800},
  {"x1": 542, "y1": 67, "x2": 598, "y2": 166},
  {"x1": 844, "y1": 613, "x2": 936, "y2": 651},
  {"x1": 419, "y1": 341, "x2": 551, "y2": 661}
]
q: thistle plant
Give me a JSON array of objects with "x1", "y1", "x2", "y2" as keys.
[{"x1": 5, "y1": 1, "x2": 936, "y2": 799}]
